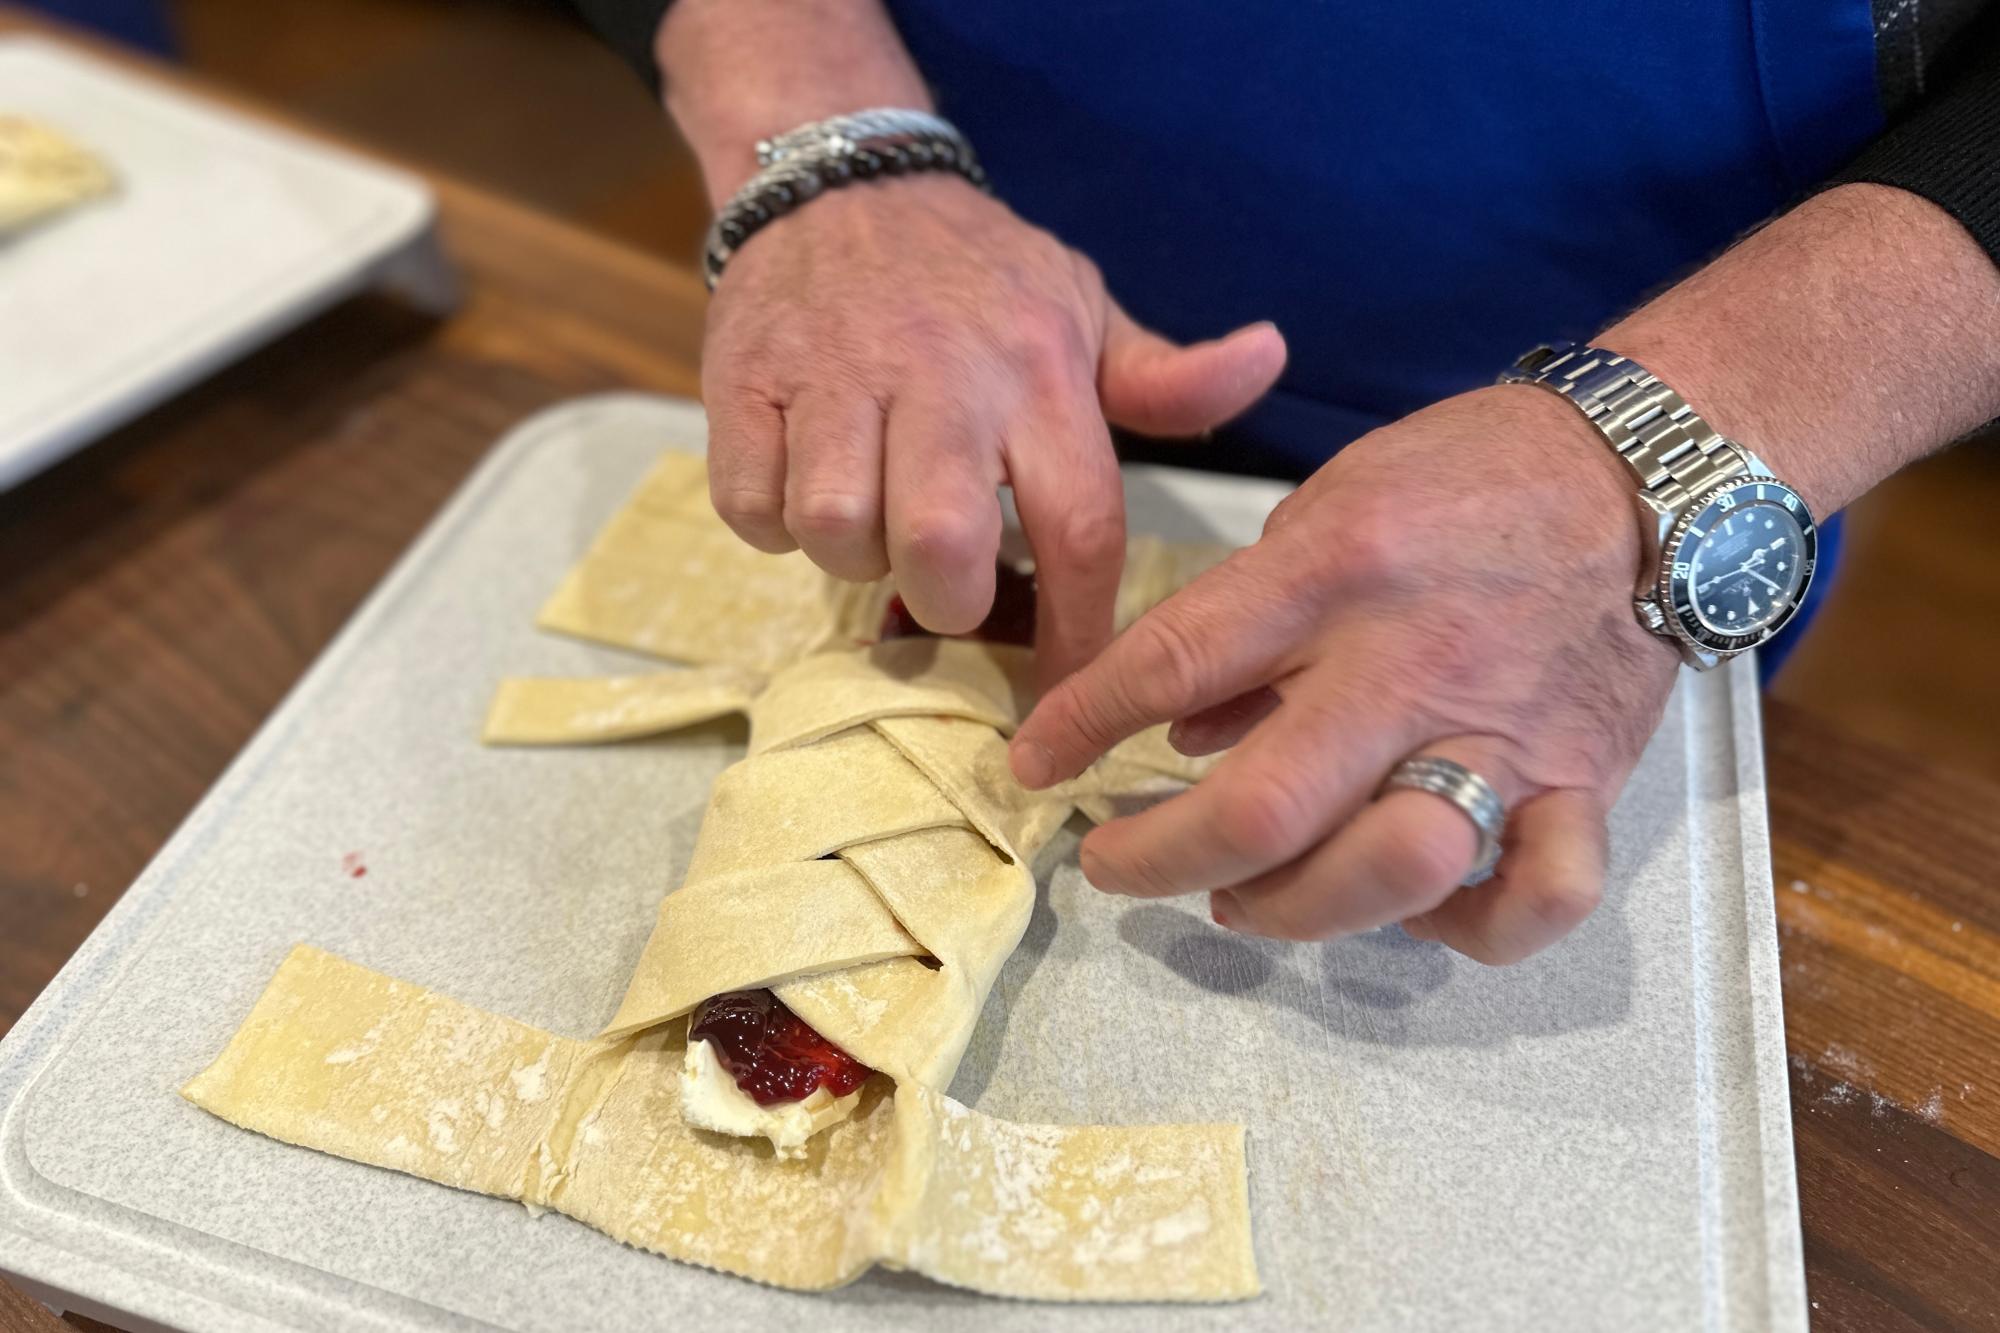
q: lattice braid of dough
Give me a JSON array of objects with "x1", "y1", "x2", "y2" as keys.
[
  {"x1": 491, "y1": 637, "x2": 1202, "y2": 1094},
  {"x1": 486, "y1": 449, "x2": 1226, "y2": 1092},
  {"x1": 184, "y1": 449, "x2": 1258, "y2": 1303}
]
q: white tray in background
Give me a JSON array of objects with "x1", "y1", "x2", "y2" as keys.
[
  {"x1": 0, "y1": 35, "x2": 451, "y2": 492},
  {"x1": 0, "y1": 395, "x2": 1805, "y2": 1331}
]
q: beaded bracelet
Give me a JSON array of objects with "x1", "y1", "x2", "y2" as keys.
[{"x1": 701, "y1": 110, "x2": 990, "y2": 290}]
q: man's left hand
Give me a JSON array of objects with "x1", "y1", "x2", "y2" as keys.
[{"x1": 1008, "y1": 384, "x2": 1682, "y2": 963}]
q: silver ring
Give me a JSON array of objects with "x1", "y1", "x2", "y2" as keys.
[{"x1": 1379, "y1": 756, "x2": 1506, "y2": 886}]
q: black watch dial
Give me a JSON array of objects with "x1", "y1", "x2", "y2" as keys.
[
  {"x1": 1689, "y1": 501, "x2": 1808, "y2": 634},
  {"x1": 1666, "y1": 481, "x2": 1818, "y2": 652}
]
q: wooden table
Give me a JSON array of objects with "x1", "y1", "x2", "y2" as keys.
[{"x1": 0, "y1": 16, "x2": 1993, "y2": 1332}]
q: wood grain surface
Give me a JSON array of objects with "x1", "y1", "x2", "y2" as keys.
[
  {"x1": 1769, "y1": 707, "x2": 2000, "y2": 1331},
  {"x1": 1, "y1": 12, "x2": 1994, "y2": 1331}
]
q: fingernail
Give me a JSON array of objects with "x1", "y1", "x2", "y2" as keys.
[
  {"x1": 1078, "y1": 844, "x2": 1123, "y2": 895},
  {"x1": 1011, "y1": 737, "x2": 1056, "y2": 789},
  {"x1": 1210, "y1": 891, "x2": 1236, "y2": 930}
]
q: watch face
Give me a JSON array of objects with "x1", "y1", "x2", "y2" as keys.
[{"x1": 1665, "y1": 480, "x2": 1817, "y2": 652}]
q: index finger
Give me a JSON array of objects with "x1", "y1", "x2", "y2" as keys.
[
  {"x1": 1077, "y1": 657, "x2": 1422, "y2": 901},
  {"x1": 1008, "y1": 548, "x2": 1304, "y2": 787}
]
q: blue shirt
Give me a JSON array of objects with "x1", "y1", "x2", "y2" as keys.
[{"x1": 886, "y1": 0, "x2": 1881, "y2": 476}]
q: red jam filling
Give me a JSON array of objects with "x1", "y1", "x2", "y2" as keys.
[
  {"x1": 879, "y1": 561, "x2": 1036, "y2": 647},
  {"x1": 688, "y1": 989, "x2": 873, "y2": 1106}
]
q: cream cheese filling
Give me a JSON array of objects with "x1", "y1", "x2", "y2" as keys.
[{"x1": 678, "y1": 1037, "x2": 862, "y2": 1158}]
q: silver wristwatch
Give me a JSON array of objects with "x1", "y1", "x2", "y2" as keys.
[{"x1": 1499, "y1": 342, "x2": 1819, "y2": 669}]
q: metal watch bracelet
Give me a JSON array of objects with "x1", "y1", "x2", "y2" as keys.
[
  {"x1": 702, "y1": 109, "x2": 989, "y2": 290},
  {"x1": 1498, "y1": 343, "x2": 1749, "y2": 510},
  {"x1": 1499, "y1": 340, "x2": 1822, "y2": 667}
]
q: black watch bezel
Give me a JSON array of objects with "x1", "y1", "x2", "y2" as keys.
[{"x1": 1659, "y1": 476, "x2": 1819, "y2": 654}]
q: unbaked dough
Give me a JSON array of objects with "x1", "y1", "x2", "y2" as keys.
[
  {"x1": 482, "y1": 665, "x2": 764, "y2": 745},
  {"x1": 0, "y1": 116, "x2": 113, "y2": 237},
  {"x1": 185, "y1": 449, "x2": 1256, "y2": 1301},
  {"x1": 186, "y1": 946, "x2": 1257, "y2": 1300}
]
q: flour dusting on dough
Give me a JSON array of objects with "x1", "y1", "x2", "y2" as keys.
[
  {"x1": 185, "y1": 456, "x2": 1265, "y2": 1301},
  {"x1": 427, "y1": 1103, "x2": 461, "y2": 1153},
  {"x1": 825, "y1": 971, "x2": 888, "y2": 1027},
  {"x1": 1149, "y1": 1200, "x2": 1211, "y2": 1246},
  {"x1": 510, "y1": 1045, "x2": 554, "y2": 1103},
  {"x1": 473, "y1": 1087, "x2": 508, "y2": 1130},
  {"x1": 323, "y1": 1018, "x2": 388, "y2": 1065}
]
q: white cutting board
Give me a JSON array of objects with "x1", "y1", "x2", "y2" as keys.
[
  {"x1": 0, "y1": 394, "x2": 1806, "y2": 1331},
  {"x1": 0, "y1": 35, "x2": 447, "y2": 492}
]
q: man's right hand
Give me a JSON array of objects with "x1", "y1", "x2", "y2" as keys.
[{"x1": 700, "y1": 170, "x2": 1286, "y2": 683}]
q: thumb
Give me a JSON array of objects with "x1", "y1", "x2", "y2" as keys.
[{"x1": 1098, "y1": 306, "x2": 1287, "y2": 437}]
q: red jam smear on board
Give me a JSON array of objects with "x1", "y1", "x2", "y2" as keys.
[
  {"x1": 878, "y1": 561, "x2": 1037, "y2": 647},
  {"x1": 688, "y1": 989, "x2": 873, "y2": 1106}
]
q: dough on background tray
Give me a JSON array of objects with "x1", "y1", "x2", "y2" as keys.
[
  {"x1": 0, "y1": 116, "x2": 113, "y2": 237},
  {"x1": 185, "y1": 451, "x2": 1258, "y2": 1301}
]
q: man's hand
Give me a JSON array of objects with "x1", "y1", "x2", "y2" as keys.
[
  {"x1": 1010, "y1": 387, "x2": 1679, "y2": 963},
  {"x1": 702, "y1": 173, "x2": 1285, "y2": 682},
  {"x1": 657, "y1": 0, "x2": 1284, "y2": 681},
  {"x1": 1009, "y1": 183, "x2": 2000, "y2": 966},
  {"x1": 652, "y1": 0, "x2": 2000, "y2": 968}
]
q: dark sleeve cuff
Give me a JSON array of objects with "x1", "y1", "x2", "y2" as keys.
[
  {"x1": 564, "y1": 0, "x2": 675, "y2": 96},
  {"x1": 1822, "y1": 11, "x2": 2000, "y2": 267}
]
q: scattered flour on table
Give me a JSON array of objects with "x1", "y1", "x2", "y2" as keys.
[
  {"x1": 1806, "y1": 1044, "x2": 1949, "y2": 1122},
  {"x1": 1822, "y1": 1044, "x2": 1872, "y2": 1081},
  {"x1": 1808, "y1": 1044, "x2": 1872, "y2": 1111}
]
